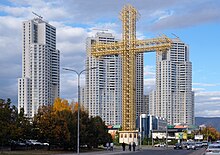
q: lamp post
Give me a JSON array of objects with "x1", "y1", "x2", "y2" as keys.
[
  {"x1": 139, "y1": 114, "x2": 142, "y2": 150},
  {"x1": 166, "y1": 119, "x2": 168, "y2": 148},
  {"x1": 63, "y1": 67, "x2": 97, "y2": 154}
]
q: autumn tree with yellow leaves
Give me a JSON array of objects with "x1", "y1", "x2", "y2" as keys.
[
  {"x1": 33, "y1": 105, "x2": 71, "y2": 150},
  {"x1": 201, "y1": 126, "x2": 220, "y2": 141},
  {"x1": 53, "y1": 98, "x2": 71, "y2": 112},
  {"x1": 32, "y1": 97, "x2": 112, "y2": 150}
]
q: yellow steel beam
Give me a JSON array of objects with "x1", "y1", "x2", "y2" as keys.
[
  {"x1": 91, "y1": 4, "x2": 172, "y2": 131},
  {"x1": 91, "y1": 42, "x2": 123, "y2": 57}
]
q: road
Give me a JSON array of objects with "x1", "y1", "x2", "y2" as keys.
[
  {"x1": 56, "y1": 146, "x2": 206, "y2": 155},
  {"x1": 125, "y1": 147, "x2": 206, "y2": 155},
  {"x1": 83, "y1": 147, "x2": 205, "y2": 155}
]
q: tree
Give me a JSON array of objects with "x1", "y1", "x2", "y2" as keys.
[
  {"x1": 10, "y1": 108, "x2": 32, "y2": 141},
  {"x1": 86, "y1": 116, "x2": 112, "y2": 148},
  {"x1": 53, "y1": 98, "x2": 71, "y2": 112},
  {"x1": 201, "y1": 126, "x2": 220, "y2": 141},
  {"x1": 30, "y1": 99, "x2": 113, "y2": 150},
  {"x1": 0, "y1": 98, "x2": 19, "y2": 146},
  {"x1": 33, "y1": 105, "x2": 71, "y2": 150}
]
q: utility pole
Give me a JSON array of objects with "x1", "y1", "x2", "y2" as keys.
[
  {"x1": 63, "y1": 67, "x2": 98, "y2": 154},
  {"x1": 139, "y1": 114, "x2": 142, "y2": 150},
  {"x1": 166, "y1": 121, "x2": 168, "y2": 148},
  {"x1": 151, "y1": 130, "x2": 154, "y2": 147}
]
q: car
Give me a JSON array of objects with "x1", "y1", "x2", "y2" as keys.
[
  {"x1": 10, "y1": 140, "x2": 26, "y2": 150},
  {"x1": 205, "y1": 143, "x2": 220, "y2": 155},
  {"x1": 42, "y1": 142, "x2": 49, "y2": 146},
  {"x1": 195, "y1": 142, "x2": 203, "y2": 148},
  {"x1": 174, "y1": 143, "x2": 183, "y2": 149},
  {"x1": 154, "y1": 143, "x2": 160, "y2": 147},
  {"x1": 160, "y1": 143, "x2": 166, "y2": 147},
  {"x1": 26, "y1": 140, "x2": 42, "y2": 146},
  {"x1": 186, "y1": 142, "x2": 196, "y2": 150},
  {"x1": 182, "y1": 141, "x2": 188, "y2": 148},
  {"x1": 154, "y1": 143, "x2": 166, "y2": 147},
  {"x1": 202, "y1": 141, "x2": 209, "y2": 147},
  {"x1": 11, "y1": 140, "x2": 26, "y2": 146}
]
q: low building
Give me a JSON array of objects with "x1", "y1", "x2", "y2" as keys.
[
  {"x1": 107, "y1": 125, "x2": 121, "y2": 140},
  {"x1": 136, "y1": 114, "x2": 167, "y2": 138}
]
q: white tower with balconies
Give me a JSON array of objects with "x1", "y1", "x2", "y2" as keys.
[
  {"x1": 84, "y1": 32, "x2": 144, "y2": 126},
  {"x1": 18, "y1": 17, "x2": 60, "y2": 117},
  {"x1": 154, "y1": 38, "x2": 194, "y2": 125}
]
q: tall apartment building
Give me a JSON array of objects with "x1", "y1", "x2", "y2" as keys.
[
  {"x1": 151, "y1": 38, "x2": 194, "y2": 125},
  {"x1": 136, "y1": 54, "x2": 144, "y2": 118},
  {"x1": 148, "y1": 91, "x2": 156, "y2": 116},
  {"x1": 18, "y1": 17, "x2": 60, "y2": 117},
  {"x1": 84, "y1": 32, "x2": 144, "y2": 125},
  {"x1": 143, "y1": 95, "x2": 149, "y2": 115}
]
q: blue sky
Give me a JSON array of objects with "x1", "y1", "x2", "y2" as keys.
[{"x1": 0, "y1": 0, "x2": 220, "y2": 117}]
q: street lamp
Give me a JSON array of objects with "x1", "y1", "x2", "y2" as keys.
[
  {"x1": 166, "y1": 119, "x2": 168, "y2": 148},
  {"x1": 63, "y1": 67, "x2": 97, "y2": 154}
]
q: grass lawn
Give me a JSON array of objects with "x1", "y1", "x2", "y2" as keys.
[
  {"x1": 0, "y1": 148, "x2": 105, "y2": 155},
  {"x1": 0, "y1": 150, "x2": 70, "y2": 155}
]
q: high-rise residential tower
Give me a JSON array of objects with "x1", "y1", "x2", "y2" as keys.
[
  {"x1": 84, "y1": 32, "x2": 144, "y2": 125},
  {"x1": 153, "y1": 38, "x2": 194, "y2": 125},
  {"x1": 18, "y1": 17, "x2": 60, "y2": 117},
  {"x1": 136, "y1": 54, "x2": 144, "y2": 118}
]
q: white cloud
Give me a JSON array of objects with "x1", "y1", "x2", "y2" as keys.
[
  {"x1": 144, "y1": 78, "x2": 156, "y2": 94},
  {"x1": 196, "y1": 110, "x2": 220, "y2": 117},
  {"x1": 144, "y1": 65, "x2": 156, "y2": 77},
  {"x1": 210, "y1": 97, "x2": 220, "y2": 101},
  {"x1": 0, "y1": 15, "x2": 23, "y2": 104},
  {"x1": 149, "y1": 0, "x2": 220, "y2": 31},
  {"x1": 196, "y1": 91, "x2": 220, "y2": 97},
  {"x1": 2, "y1": 0, "x2": 69, "y2": 20},
  {"x1": 88, "y1": 22, "x2": 121, "y2": 39},
  {"x1": 0, "y1": 0, "x2": 220, "y2": 120},
  {"x1": 194, "y1": 90, "x2": 220, "y2": 117},
  {"x1": 152, "y1": 10, "x2": 174, "y2": 22},
  {"x1": 193, "y1": 83, "x2": 219, "y2": 87},
  {"x1": 143, "y1": 65, "x2": 156, "y2": 93},
  {"x1": 2, "y1": 5, "x2": 31, "y2": 18},
  {"x1": 192, "y1": 88, "x2": 206, "y2": 92}
]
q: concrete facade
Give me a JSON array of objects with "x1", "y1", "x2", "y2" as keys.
[
  {"x1": 18, "y1": 17, "x2": 60, "y2": 117},
  {"x1": 150, "y1": 38, "x2": 194, "y2": 125},
  {"x1": 84, "y1": 32, "x2": 144, "y2": 126}
]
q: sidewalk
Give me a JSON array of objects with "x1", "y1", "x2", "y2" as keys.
[
  {"x1": 80, "y1": 150, "x2": 137, "y2": 155},
  {"x1": 73, "y1": 145, "x2": 166, "y2": 155},
  {"x1": 55, "y1": 147, "x2": 139, "y2": 155}
]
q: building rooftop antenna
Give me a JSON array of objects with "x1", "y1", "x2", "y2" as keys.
[
  {"x1": 32, "y1": 11, "x2": 43, "y2": 19},
  {"x1": 171, "y1": 33, "x2": 179, "y2": 39}
]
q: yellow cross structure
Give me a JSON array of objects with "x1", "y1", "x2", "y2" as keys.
[{"x1": 91, "y1": 4, "x2": 172, "y2": 143}]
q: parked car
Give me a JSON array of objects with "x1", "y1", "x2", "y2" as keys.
[
  {"x1": 42, "y1": 142, "x2": 49, "y2": 146},
  {"x1": 205, "y1": 144, "x2": 220, "y2": 155},
  {"x1": 182, "y1": 141, "x2": 188, "y2": 148},
  {"x1": 195, "y1": 142, "x2": 203, "y2": 148},
  {"x1": 10, "y1": 140, "x2": 26, "y2": 150},
  {"x1": 186, "y1": 142, "x2": 196, "y2": 150},
  {"x1": 11, "y1": 140, "x2": 26, "y2": 146},
  {"x1": 27, "y1": 140, "x2": 42, "y2": 146},
  {"x1": 154, "y1": 143, "x2": 166, "y2": 147},
  {"x1": 202, "y1": 141, "x2": 209, "y2": 147},
  {"x1": 174, "y1": 143, "x2": 183, "y2": 149},
  {"x1": 154, "y1": 143, "x2": 160, "y2": 147}
]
